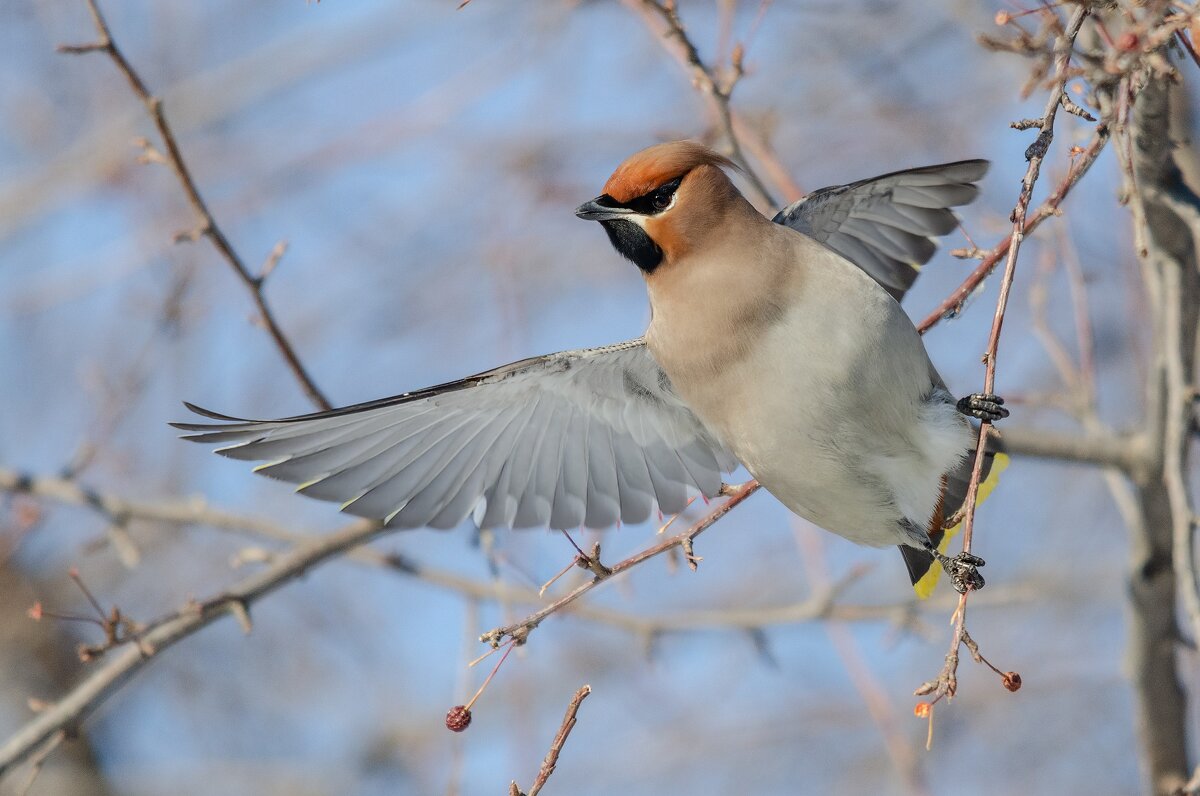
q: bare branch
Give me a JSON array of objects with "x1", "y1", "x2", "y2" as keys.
[
  {"x1": 57, "y1": 0, "x2": 331, "y2": 410},
  {"x1": 511, "y1": 684, "x2": 591, "y2": 796},
  {"x1": 0, "y1": 465, "x2": 1025, "y2": 635},
  {"x1": 12, "y1": 731, "x2": 64, "y2": 796},
  {"x1": 1160, "y1": 244, "x2": 1200, "y2": 645},
  {"x1": 0, "y1": 467, "x2": 321, "y2": 544},
  {"x1": 4, "y1": 463, "x2": 1050, "y2": 779},
  {"x1": 918, "y1": 3, "x2": 1090, "y2": 707},
  {"x1": 916, "y1": 121, "x2": 1110, "y2": 334},
  {"x1": 0, "y1": 516, "x2": 385, "y2": 777},
  {"x1": 623, "y1": 0, "x2": 781, "y2": 207},
  {"x1": 999, "y1": 427, "x2": 1150, "y2": 475},
  {"x1": 480, "y1": 480, "x2": 762, "y2": 647},
  {"x1": 1110, "y1": 38, "x2": 1200, "y2": 790}
]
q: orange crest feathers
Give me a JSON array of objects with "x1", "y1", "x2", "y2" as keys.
[{"x1": 603, "y1": 141, "x2": 737, "y2": 203}]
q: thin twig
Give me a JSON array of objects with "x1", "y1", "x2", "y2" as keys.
[
  {"x1": 13, "y1": 731, "x2": 64, "y2": 796},
  {"x1": 1112, "y1": 50, "x2": 1200, "y2": 647},
  {"x1": 1159, "y1": 238, "x2": 1200, "y2": 645},
  {"x1": 5, "y1": 461, "x2": 1048, "y2": 780},
  {"x1": 0, "y1": 465, "x2": 1040, "y2": 634},
  {"x1": 0, "y1": 517, "x2": 384, "y2": 777},
  {"x1": 918, "y1": 3, "x2": 1090, "y2": 706},
  {"x1": 0, "y1": 467, "x2": 325, "y2": 544},
  {"x1": 624, "y1": 0, "x2": 778, "y2": 207},
  {"x1": 480, "y1": 481, "x2": 761, "y2": 647},
  {"x1": 514, "y1": 684, "x2": 592, "y2": 796},
  {"x1": 916, "y1": 119, "x2": 1109, "y2": 334},
  {"x1": 793, "y1": 525, "x2": 928, "y2": 796},
  {"x1": 58, "y1": 0, "x2": 331, "y2": 409}
]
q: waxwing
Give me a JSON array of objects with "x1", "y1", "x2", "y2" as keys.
[{"x1": 175, "y1": 141, "x2": 1008, "y2": 595}]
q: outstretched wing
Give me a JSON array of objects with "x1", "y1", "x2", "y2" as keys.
[
  {"x1": 173, "y1": 339, "x2": 737, "y2": 531},
  {"x1": 772, "y1": 160, "x2": 989, "y2": 300}
]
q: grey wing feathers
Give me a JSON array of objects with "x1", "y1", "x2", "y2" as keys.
[
  {"x1": 772, "y1": 159, "x2": 989, "y2": 300},
  {"x1": 172, "y1": 339, "x2": 737, "y2": 530}
]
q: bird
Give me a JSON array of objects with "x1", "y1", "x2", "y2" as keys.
[{"x1": 174, "y1": 140, "x2": 1008, "y2": 596}]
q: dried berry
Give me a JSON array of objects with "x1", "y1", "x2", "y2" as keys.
[
  {"x1": 913, "y1": 702, "x2": 932, "y2": 719},
  {"x1": 1002, "y1": 671, "x2": 1022, "y2": 692},
  {"x1": 446, "y1": 705, "x2": 472, "y2": 732}
]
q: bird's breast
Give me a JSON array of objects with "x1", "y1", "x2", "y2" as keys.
[{"x1": 648, "y1": 261, "x2": 965, "y2": 546}]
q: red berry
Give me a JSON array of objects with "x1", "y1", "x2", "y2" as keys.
[{"x1": 445, "y1": 705, "x2": 472, "y2": 732}]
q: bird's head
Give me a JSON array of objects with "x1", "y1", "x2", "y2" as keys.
[{"x1": 576, "y1": 141, "x2": 745, "y2": 274}]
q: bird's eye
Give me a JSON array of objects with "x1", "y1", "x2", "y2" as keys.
[{"x1": 635, "y1": 177, "x2": 682, "y2": 215}]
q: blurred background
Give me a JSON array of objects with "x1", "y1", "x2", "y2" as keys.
[{"x1": 1, "y1": 1, "x2": 1196, "y2": 794}]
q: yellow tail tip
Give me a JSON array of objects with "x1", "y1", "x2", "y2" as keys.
[{"x1": 912, "y1": 453, "x2": 1010, "y2": 599}]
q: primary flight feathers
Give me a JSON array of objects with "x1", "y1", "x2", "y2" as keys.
[
  {"x1": 773, "y1": 159, "x2": 988, "y2": 300},
  {"x1": 174, "y1": 341, "x2": 737, "y2": 530}
]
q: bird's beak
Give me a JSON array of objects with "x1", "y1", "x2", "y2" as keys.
[{"x1": 575, "y1": 196, "x2": 635, "y2": 222}]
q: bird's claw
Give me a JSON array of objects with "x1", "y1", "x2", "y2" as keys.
[
  {"x1": 942, "y1": 551, "x2": 986, "y2": 593},
  {"x1": 957, "y1": 393, "x2": 1009, "y2": 422}
]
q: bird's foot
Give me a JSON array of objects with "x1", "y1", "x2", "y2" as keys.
[
  {"x1": 931, "y1": 549, "x2": 986, "y2": 593},
  {"x1": 957, "y1": 393, "x2": 1009, "y2": 422}
]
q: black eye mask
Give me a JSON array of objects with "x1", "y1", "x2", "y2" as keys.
[
  {"x1": 592, "y1": 176, "x2": 683, "y2": 217},
  {"x1": 590, "y1": 176, "x2": 684, "y2": 273},
  {"x1": 628, "y1": 176, "x2": 682, "y2": 215}
]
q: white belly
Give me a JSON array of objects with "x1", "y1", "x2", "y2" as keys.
[{"x1": 654, "y1": 283, "x2": 971, "y2": 548}]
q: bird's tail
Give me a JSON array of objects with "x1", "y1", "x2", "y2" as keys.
[{"x1": 901, "y1": 436, "x2": 1009, "y2": 599}]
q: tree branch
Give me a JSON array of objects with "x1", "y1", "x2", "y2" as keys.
[
  {"x1": 0, "y1": 464, "x2": 1033, "y2": 637},
  {"x1": 57, "y1": 0, "x2": 331, "y2": 410},
  {"x1": 0, "y1": 467, "x2": 319, "y2": 545},
  {"x1": 918, "y1": 3, "x2": 1090, "y2": 707},
  {"x1": 998, "y1": 426, "x2": 1150, "y2": 475},
  {"x1": 511, "y1": 684, "x2": 591, "y2": 796},
  {"x1": 7, "y1": 464, "x2": 1042, "y2": 780},
  {"x1": 916, "y1": 121, "x2": 1110, "y2": 334},
  {"x1": 1111, "y1": 46, "x2": 1198, "y2": 791},
  {"x1": 623, "y1": 0, "x2": 780, "y2": 207},
  {"x1": 0, "y1": 516, "x2": 385, "y2": 777},
  {"x1": 480, "y1": 481, "x2": 762, "y2": 647}
]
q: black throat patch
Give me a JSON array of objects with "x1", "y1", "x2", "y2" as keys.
[{"x1": 601, "y1": 219, "x2": 662, "y2": 273}]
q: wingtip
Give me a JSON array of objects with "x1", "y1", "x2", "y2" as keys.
[
  {"x1": 966, "y1": 158, "x2": 991, "y2": 180},
  {"x1": 181, "y1": 401, "x2": 252, "y2": 422},
  {"x1": 169, "y1": 415, "x2": 220, "y2": 436}
]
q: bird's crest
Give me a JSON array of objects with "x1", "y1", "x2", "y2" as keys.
[{"x1": 603, "y1": 141, "x2": 737, "y2": 204}]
